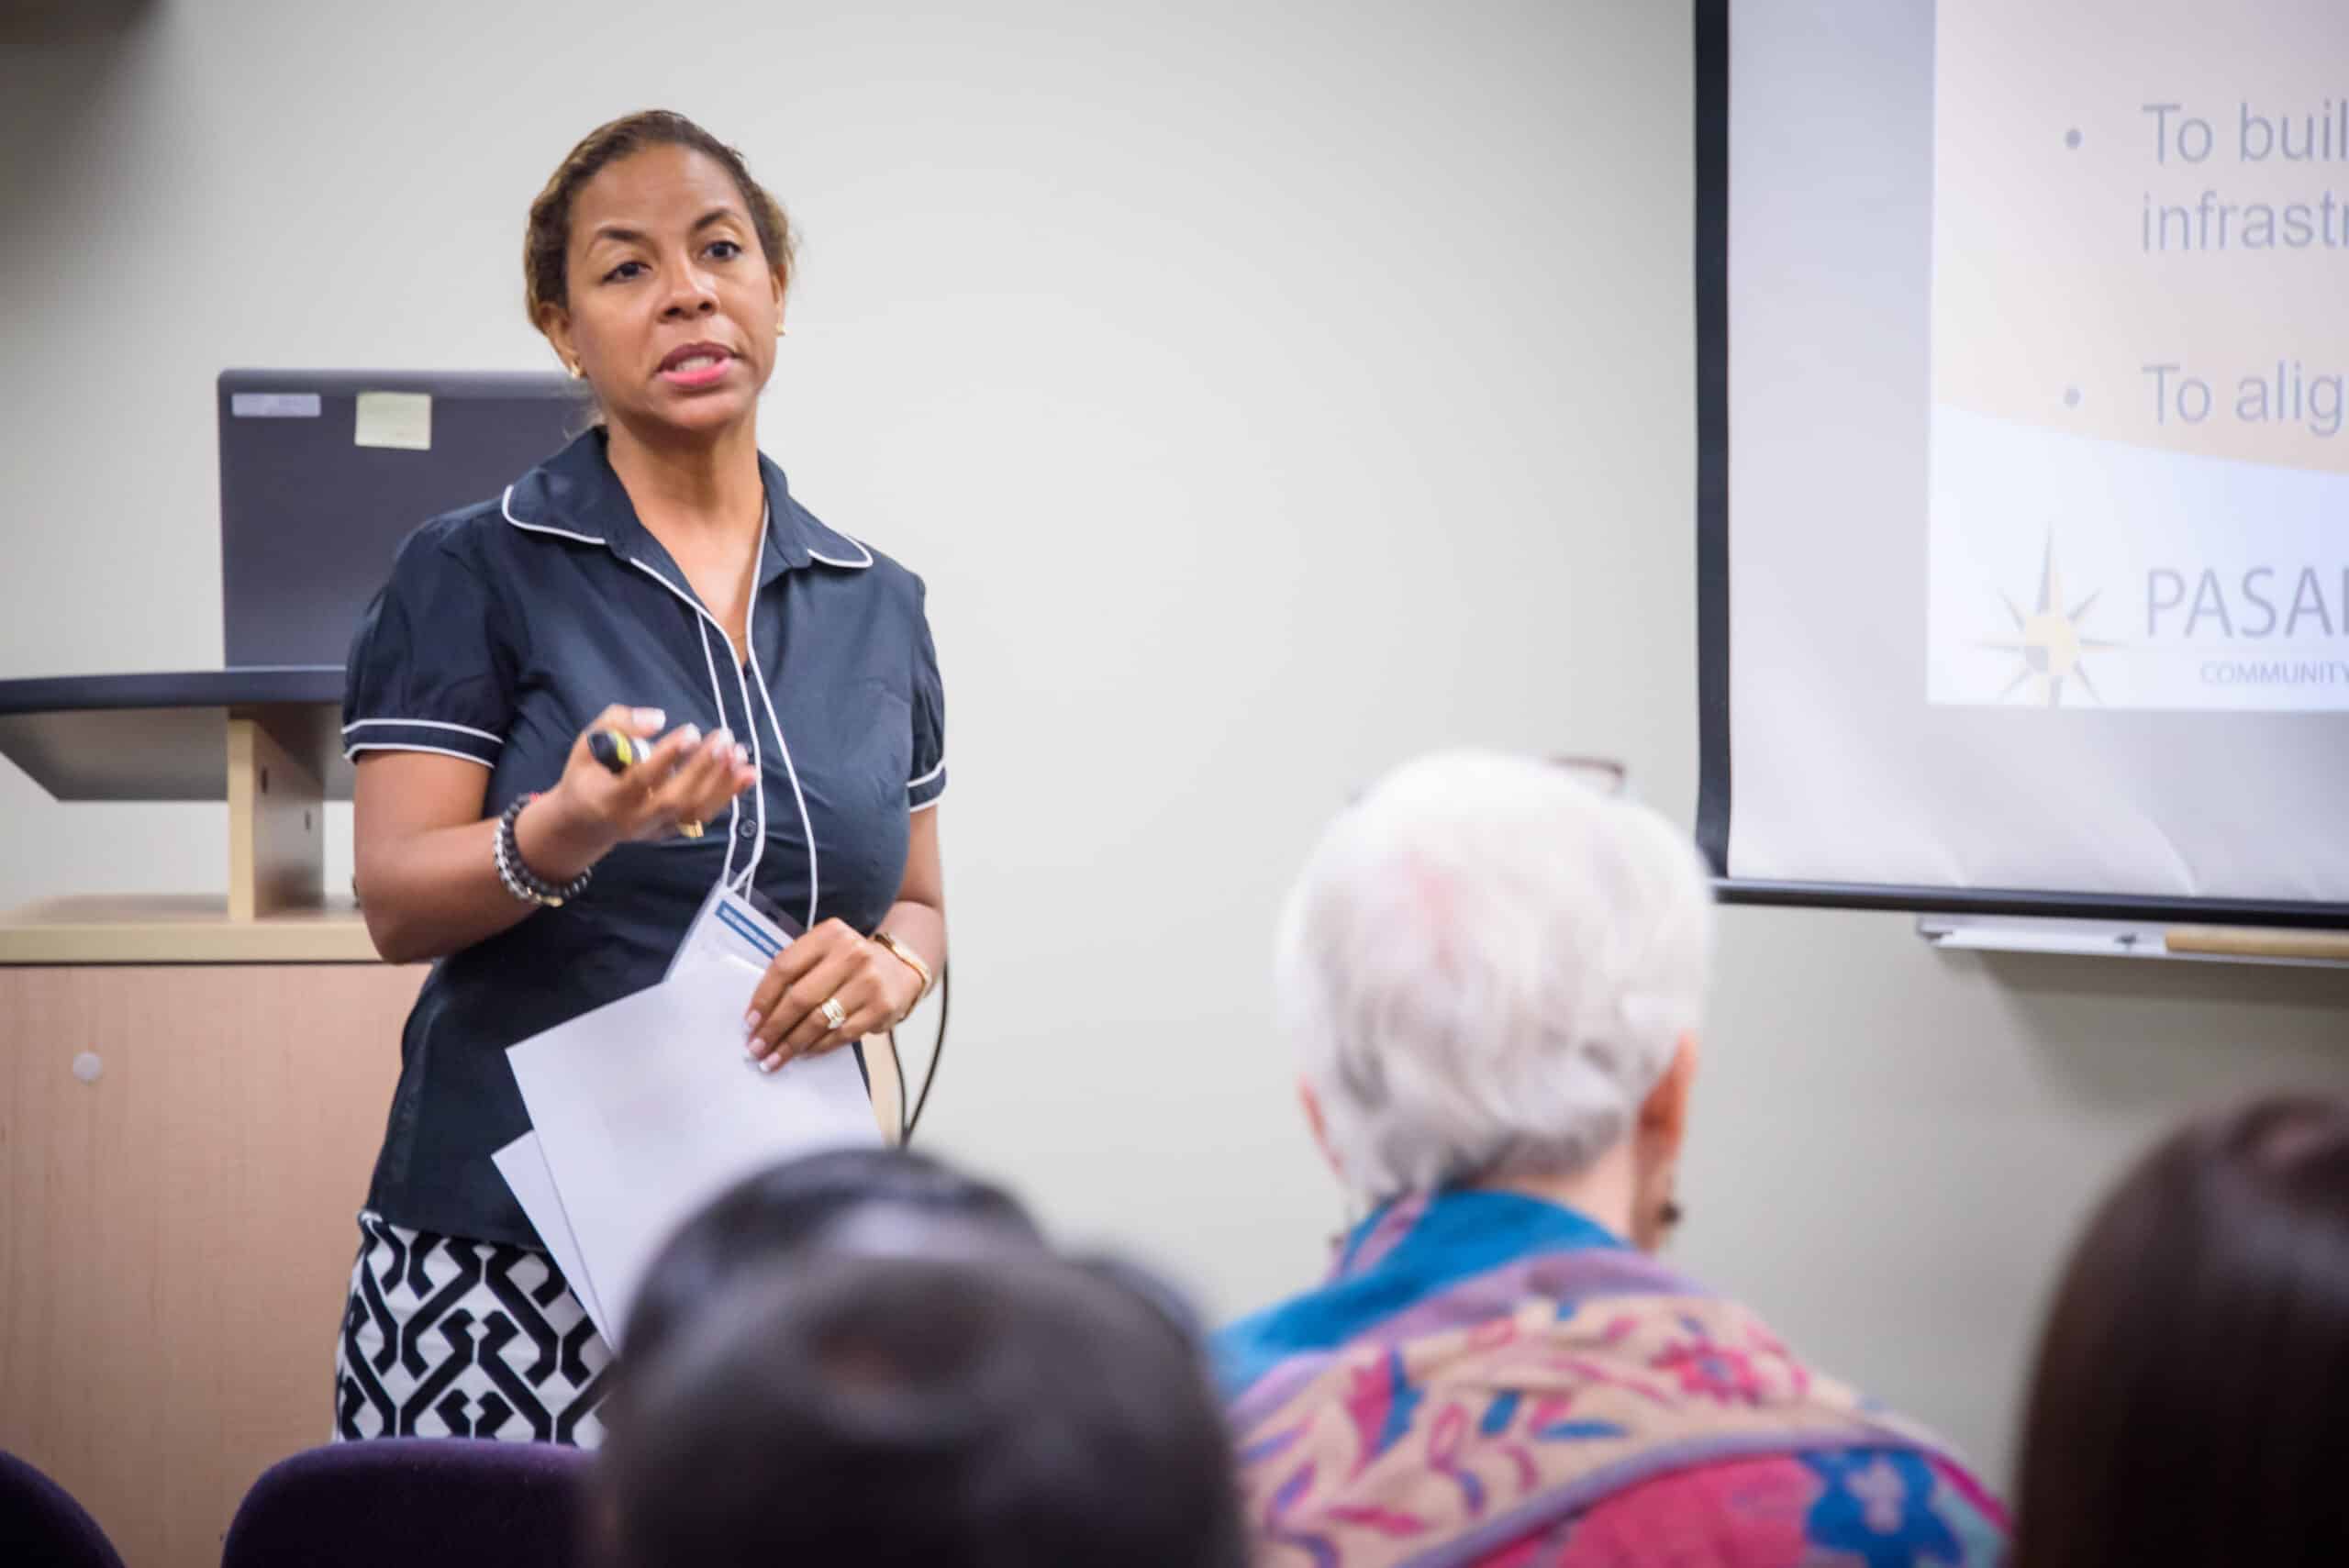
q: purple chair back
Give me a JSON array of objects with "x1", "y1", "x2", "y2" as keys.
[
  {"x1": 0, "y1": 1450, "x2": 128, "y2": 1568},
  {"x1": 221, "y1": 1440, "x2": 593, "y2": 1568}
]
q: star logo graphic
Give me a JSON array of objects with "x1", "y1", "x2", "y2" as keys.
[{"x1": 1979, "y1": 530, "x2": 2121, "y2": 706}]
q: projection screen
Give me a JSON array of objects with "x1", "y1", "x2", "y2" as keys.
[{"x1": 1697, "y1": 0, "x2": 2349, "y2": 926}]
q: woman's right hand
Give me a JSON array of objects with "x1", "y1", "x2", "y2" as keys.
[{"x1": 540, "y1": 705, "x2": 760, "y2": 856}]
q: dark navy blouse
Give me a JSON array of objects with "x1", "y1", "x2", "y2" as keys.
[{"x1": 343, "y1": 429, "x2": 944, "y2": 1247}]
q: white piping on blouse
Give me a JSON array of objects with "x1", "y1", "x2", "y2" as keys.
[
  {"x1": 807, "y1": 535, "x2": 875, "y2": 569},
  {"x1": 693, "y1": 616, "x2": 745, "y2": 885},
  {"x1": 343, "y1": 717, "x2": 506, "y2": 745},
  {"x1": 499, "y1": 486, "x2": 606, "y2": 547},
  {"x1": 503, "y1": 484, "x2": 827, "y2": 917},
  {"x1": 345, "y1": 740, "x2": 495, "y2": 768},
  {"x1": 625, "y1": 557, "x2": 768, "y2": 891},
  {"x1": 739, "y1": 504, "x2": 820, "y2": 925},
  {"x1": 744, "y1": 617, "x2": 818, "y2": 929}
]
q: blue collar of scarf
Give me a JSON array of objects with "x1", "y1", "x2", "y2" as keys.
[{"x1": 1212, "y1": 1189, "x2": 1633, "y2": 1402}]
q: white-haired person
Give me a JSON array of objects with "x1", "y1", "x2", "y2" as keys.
[{"x1": 1214, "y1": 752, "x2": 2005, "y2": 1568}]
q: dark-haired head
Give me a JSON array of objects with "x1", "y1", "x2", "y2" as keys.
[
  {"x1": 623, "y1": 1147, "x2": 1042, "y2": 1362},
  {"x1": 599, "y1": 1248, "x2": 1249, "y2": 1568},
  {"x1": 524, "y1": 110, "x2": 796, "y2": 442},
  {"x1": 2012, "y1": 1095, "x2": 2349, "y2": 1568}
]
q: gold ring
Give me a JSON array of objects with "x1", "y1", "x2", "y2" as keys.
[
  {"x1": 819, "y1": 995, "x2": 847, "y2": 1032},
  {"x1": 678, "y1": 818, "x2": 705, "y2": 840}
]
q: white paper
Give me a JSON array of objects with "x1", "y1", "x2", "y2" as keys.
[
  {"x1": 491, "y1": 1132, "x2": 613, "y2": 1341},
  {"x1": 354, "y1": 390, "x2": 432, "y2": 450},
  {"x1": 505, "y1": 954, "x2": 879, "y2": 1345}
]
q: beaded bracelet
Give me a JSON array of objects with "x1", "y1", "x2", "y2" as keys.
[{"x1": 495, "y1": 792, "x2": 592, "y2": 908}]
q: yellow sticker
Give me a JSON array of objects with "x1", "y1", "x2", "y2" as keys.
[{"x1": 354, "y1": 391, "x2": 432, "y2": 451}]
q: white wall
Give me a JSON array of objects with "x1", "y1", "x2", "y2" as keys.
[{"x1": 4, "y1": 0, "x2": 2344, "y2": 1487}]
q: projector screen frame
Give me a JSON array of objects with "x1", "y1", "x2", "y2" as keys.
[{"x1": 1689, "y1": 0, "x2": 2349, "y2": 932}]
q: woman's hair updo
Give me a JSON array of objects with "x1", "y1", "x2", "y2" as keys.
[{"x1": 523, "y1": 109, "x2": 796, "y2": 330}]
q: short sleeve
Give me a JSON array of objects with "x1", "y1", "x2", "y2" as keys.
[
  {"x1": 341, "y1": 525, "x2": 516, "y2": 768},
  {"x1": 907, "y1": 575, "x2": 947, "y2": 811}
]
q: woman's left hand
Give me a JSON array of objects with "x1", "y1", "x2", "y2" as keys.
[{"x1": 741, "y1": 918, "x2": 922, "y2": 1073}]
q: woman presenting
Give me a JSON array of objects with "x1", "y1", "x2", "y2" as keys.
[{"x1": 333, "y1": 111, "x2": 946, "y2": 1447}]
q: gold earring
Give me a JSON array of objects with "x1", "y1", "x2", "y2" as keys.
[
  {"x1": 774, "y1": 322, "x2": 786, "y2": 339},
  {"x1": 566, "y1": 361, "x2": 584, "y2": 379}
]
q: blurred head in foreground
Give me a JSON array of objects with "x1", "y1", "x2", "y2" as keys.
[
  {"x1": 600, "y1": 1247, "x2": 1246, "y2": 1568},
  {"x1": 2012, "y1": 1095, "x2": 2349, "y2": 1568},
  {"x1": 623, "y1": 1145, "x2": 1043, "y2": 1362}
]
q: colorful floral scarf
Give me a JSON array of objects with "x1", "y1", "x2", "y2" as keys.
[{"x1": 1214, "y1": 1191, "x2": 2001, "y2": 1568}]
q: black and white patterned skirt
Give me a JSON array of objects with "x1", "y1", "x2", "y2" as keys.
[{"x1": 333, "y1": 1211, "x2": 612, "y2": 1448}]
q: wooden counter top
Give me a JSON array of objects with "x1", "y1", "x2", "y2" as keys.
[{"x1": 0, "y1": 895, "x2": 383, "y2": 965}]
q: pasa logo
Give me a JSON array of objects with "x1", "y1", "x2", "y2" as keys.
[{"x1": 1979, "y1": 530, "x2": 2121, "y2": 706}]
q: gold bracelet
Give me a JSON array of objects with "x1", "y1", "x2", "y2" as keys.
[{"x1": 872, "y1": 929, "x2": 933, "y2": 1006}]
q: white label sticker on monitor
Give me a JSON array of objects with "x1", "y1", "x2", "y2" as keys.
[
  {"x1": 229, "y1": 392, "x2": 321, "y2": 417},
  {"x1": 355, "y1": 391, "x2": 432, "y2": 451}
]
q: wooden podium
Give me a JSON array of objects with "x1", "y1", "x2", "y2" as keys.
[
  {"x1": 0, "y1": 669, "x2": 906, "y2": 1566},
  {"x1": 0, "y1": 669, "x2": 422, "y2": 1568}
]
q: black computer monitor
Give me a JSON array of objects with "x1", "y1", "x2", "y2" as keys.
[{"x1": 217, "y1": 369, "x2": 587, "y2": 668}]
